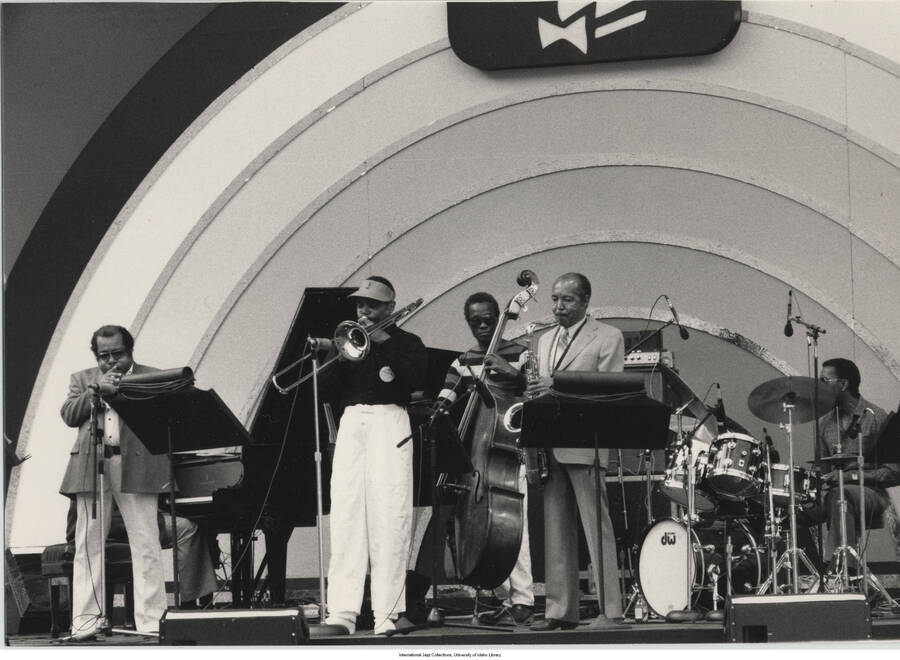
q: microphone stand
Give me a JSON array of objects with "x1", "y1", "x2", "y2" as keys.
[
  {"x1": 624, "y1": 320, "x2": 675, "y2": 357},
  {"x1": 789, "y1": 314, "x2": 827, "y2": 569},
  {"x1": 71, "y1": 387, "x2": 148, "y2": 639},
  {"x1": 310, "y1": 350, "x2": 328, "y2": 622},
  {"x1": 91, "y1": 387, "x2": 111, "y2": 637}
]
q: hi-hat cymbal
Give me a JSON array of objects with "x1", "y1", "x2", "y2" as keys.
[
  {"x1": 747, "y1": 376, "x2": 836, "y2": 424},
  {"x1": 807, "y1": 454, "x2": 858, "y2": 467}
]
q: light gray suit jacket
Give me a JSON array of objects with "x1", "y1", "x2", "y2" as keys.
[
  {"x1": 59, "y1": 363, "x2": 170, "y2": 495},
  {"x1": 537, "y1": 316, "x2": 625, "y2": 466}
]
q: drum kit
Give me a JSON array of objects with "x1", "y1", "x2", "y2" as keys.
[{"x1": 628, "y1": 373, "x2": 897, "y2": 621}]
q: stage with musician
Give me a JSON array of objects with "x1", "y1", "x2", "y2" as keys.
[
  {"x1": 9, "y1": 272, "x2": 900, "y2": 647},
  {"x1": 5, "y1": 1, "x2": 900, "y2": 649}
]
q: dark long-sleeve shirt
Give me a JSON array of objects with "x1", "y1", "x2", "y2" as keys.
[{"x1": 320, "y1": 324, "x2": 427, "y2": 411}]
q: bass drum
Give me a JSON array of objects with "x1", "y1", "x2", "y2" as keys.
[{"x1": 637, "y1": 518, "x2": 762, "y2": 616}]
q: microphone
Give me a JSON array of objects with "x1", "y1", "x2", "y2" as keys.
[
  {"x1": 307, "y1": 337, "x2": 333, "y2": 351},
  {"x1": 847, "y1": 409, "x2": 874, "y2": 440},
  {"x1": 784, "y1": 290, "x2": 794, "y2": 337},
  {"x1": 664, "y1": 295, "x2": 690, "y2": 340}
]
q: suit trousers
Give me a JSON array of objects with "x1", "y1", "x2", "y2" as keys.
[
  {"x1": 72, "y1": 455, "x2": 167, "y2": 634},
  {"x1": 327, "y1": 404, "x2": 413, "y2": 629},
  {"x1": 159, "y1": 516, "x2": 217, "y2": 602},
  {"x1": 543, "y1": 454, "x2": 622, "y2": 622}
]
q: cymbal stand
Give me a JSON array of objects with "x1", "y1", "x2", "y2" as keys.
[
  {"x1": 757, "y1": 441, "x2": 782, "y2": 594},
  {"x1": 676, "y1": 405, "x2": 701, "y2": 616},
  {"x1": 760, "y1": 402, "x2": 818, "y2": 594},
  {"x1": 623, "y1": 449, "x2": 654, "y2": 620},
  {"x1": 827, "y1": 411, "x2": 898, "y2": 606},
  {"x1": 615, "y1": 449, "x2": 636, "y2": 614}
]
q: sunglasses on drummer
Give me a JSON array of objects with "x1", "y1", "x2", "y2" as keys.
[{"x1": 819, "y1": 376, "x2": 844, "y2": 384}]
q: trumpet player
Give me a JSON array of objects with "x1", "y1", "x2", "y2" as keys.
[{"x1": 317, "y1": 276, "x2": 427, "y2": 636}]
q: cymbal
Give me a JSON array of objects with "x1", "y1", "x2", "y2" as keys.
[
  {"x1": 747, "y1": 376, "x2": 836, "y2": 424},
  {"x1": 807, "y1": 454, "x2": 858, "y2": 467}
]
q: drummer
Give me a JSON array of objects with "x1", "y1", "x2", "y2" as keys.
[{"x1": 817, "y1": 358, "x2": 899, "y2": 556}]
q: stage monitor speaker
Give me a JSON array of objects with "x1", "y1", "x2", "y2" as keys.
[
  {"x1": 727, "y1": 593, "x2": 870, "y2": 642},
  {"x1": 159, "y1": 607, "x2": 308, "y2": 645}
]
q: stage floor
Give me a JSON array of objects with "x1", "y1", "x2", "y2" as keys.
[{"x1": 9, "y1": 613, "x2": 900, "y2": 647}]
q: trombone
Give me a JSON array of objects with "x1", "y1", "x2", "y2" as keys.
[{"x1": 271, "y1": 298, "x2": 423, "y2": 394}]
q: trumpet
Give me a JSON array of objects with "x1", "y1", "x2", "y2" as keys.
[{"x1": 271, "y1": 298, "x2": 423, "y2": 394}]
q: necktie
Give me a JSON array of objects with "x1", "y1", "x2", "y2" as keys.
[{"x1": 559, "y1": 328, "x2": 570, "y2": 350}]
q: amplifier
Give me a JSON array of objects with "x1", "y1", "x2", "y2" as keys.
[
  {"x1": 624, "y1": 350, "x2": 674, "y2": 370},
  {"x1": 159, "y1": 607, "x2": 308, "y2": 645},
  {"x1": 727, "y1": 593, "x2": 870, "y2": 642}
]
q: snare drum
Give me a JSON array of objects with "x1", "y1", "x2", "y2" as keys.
[
  {"x1": 707, "y1": 432, "x2": 763, "y2": 500},
  {"x1": 637, "y1": 518, "x2": 761, "y2": 616},
  {"x1": 760, "y1": 463, "x2": 819, "y2": 507},
  {"x1": 659, "y1": 439, "x2": 717, "y2": 512}
]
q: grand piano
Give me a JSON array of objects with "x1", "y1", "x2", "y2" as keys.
[{"x1": 172, "y1": 288, "x2": 456, "y2": 606}]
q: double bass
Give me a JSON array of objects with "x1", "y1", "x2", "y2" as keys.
[{"x1": 451, "y1": 270, "x2": 539, "y2": 588}]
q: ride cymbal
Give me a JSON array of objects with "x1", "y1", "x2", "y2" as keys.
[{"x1": 747, "y1": 376, "x2": 836, "y2": 424}]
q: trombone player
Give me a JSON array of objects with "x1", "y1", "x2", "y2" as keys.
[{"x1": 316, "y1": 276, "x2": 428, "y2": 635}]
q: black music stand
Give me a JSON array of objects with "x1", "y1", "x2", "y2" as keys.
[
  {"x1": 110, "y1": 387, "x2": 251, "y2": 608},
  {"x1": 876, "y1": 407, "x2": 900, "y2": 463},
  {"x1": 521, "y1": 380, "x2": 670, "y2": 626}
]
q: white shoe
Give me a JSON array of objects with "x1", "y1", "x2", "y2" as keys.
[
  {"x1": 374, "y1": 618, "x2": 397, "y2": 635},
  {"x1": 324, "y1": 614, "x2": 356, "y2": 635}
]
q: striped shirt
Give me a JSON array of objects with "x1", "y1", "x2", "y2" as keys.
[{"x1": 437, "y1": 339, "x2": 528, "y2": 405}]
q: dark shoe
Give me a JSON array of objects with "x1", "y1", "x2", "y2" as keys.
[
  {"x1": 478, "y1": 604, "x2": 534, "y2": 626},
  {"x1": 530, "y1": 618, "x2": 578, "y2": 631}
]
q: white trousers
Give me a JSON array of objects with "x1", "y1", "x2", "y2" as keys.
[
  {"x1": 72, "y1": 455, "x2": 167, "y2": 634},
  {"x1": 494, "y1": 463, "x2": 535, "y2": 607},
  {"x1": 327, "y1": 404, "x2": 413, "y2": 626}
]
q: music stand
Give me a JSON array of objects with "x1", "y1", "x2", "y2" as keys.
[
  {"x1": 876, "y1": 407, "x2": 900, "y2": 463},
  {"x1": 111, "y1": 387, "x2": 251, "y2": 608},
  {"x1": 521, "y1": 376, "x2": 670, "y2": 626}
]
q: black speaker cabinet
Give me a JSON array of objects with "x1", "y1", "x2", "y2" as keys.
[
  {"x1": 727, "y1": 593, "x2": 870, "y2": 642},
  {"x1": 159, "y1": 607, "x2": 308, "y2": 645}
]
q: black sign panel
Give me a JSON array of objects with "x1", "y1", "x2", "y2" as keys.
[{"x1": 448, "y1": 1, "x2": 742, "y2": 70}]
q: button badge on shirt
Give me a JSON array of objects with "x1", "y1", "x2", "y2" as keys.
[{"x1": 379, "y1": 366, "x2": 395, "y2": 383}]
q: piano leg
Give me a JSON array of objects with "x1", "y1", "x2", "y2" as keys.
[
  {"x1": 262, "y1": 521, "x2": 292, "y2": 605},
  {"x1": 230, "y1": 530, "x2": 254, "y2": 607}
]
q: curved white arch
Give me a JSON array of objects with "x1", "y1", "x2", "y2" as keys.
[{"x1": 10, "y1": 3, "x2": 900, "y2": 552}]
